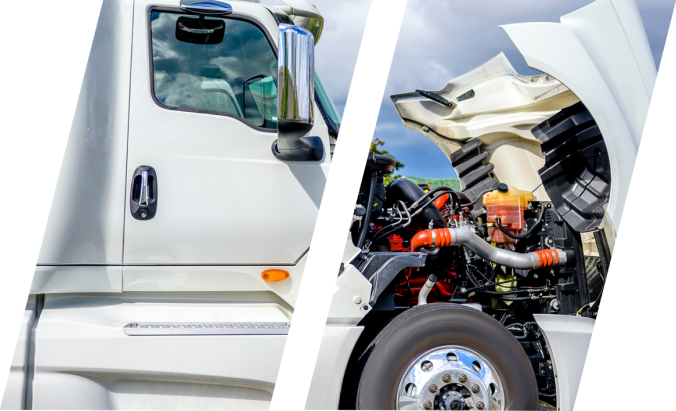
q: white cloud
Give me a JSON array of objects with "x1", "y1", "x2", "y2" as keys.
[
  {"x1": 262, "y1": 0, "x2": 675, "y2": 178},
  {"x1": 375, "y1": 0, "x2": 676, "y2": 178}
]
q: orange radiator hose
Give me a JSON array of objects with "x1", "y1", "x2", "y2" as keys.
[
  {"x1": 410, "y1": 227, "x2": 566, "y2": 269},
  {"x1": 434, "y1": 194, "x2": 449, "y2": 210}
]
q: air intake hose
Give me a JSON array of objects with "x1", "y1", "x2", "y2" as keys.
[
  {"x1": 385, "y1": 179, "x2": 447, "y2": 228},
  {"x1": 410, "y1": 227, "x2": 567, "y2": 270}
]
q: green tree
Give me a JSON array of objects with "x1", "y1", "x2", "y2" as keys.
[{"x1": 370, "y1": 138, "x2": 404, "y2": 184}]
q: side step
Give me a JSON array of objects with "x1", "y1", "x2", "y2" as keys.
[{"x1": 124, "y1": 322, "x2": 291, "y2": 336}]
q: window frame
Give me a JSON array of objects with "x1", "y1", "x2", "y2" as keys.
[
  {"x1": 314, "y1": 75, "x2": 340, "y2": 138},
  {"x1": 146, "y1": 6, "x2": 279, "y2": 133}
]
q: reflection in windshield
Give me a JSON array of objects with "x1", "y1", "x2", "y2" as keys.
[
  {"x1": 315, "y1": 71, "x2": 341, "y2": 136},
  {"x1": 150, "y1": 11, "x2": 278, "y2": 129}
]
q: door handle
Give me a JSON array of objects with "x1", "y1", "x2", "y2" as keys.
[
  {"x1": 139, "y1": 170, "x2": 150, "y2": 207},
  {"x1": 130, "y1": 166, "x2": 157, "y2": 220}
]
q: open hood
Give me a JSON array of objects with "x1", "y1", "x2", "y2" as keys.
[
  {"x1": 392, "y1": 0, "x2": 656, "y2": 235},
  {"x1": 391, "y1": 52, "x2": 579, "y2": 203}
]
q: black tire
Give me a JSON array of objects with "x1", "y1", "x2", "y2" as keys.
[{"x1": 349, "y1": 304, "x2": 538, "y2": 410}]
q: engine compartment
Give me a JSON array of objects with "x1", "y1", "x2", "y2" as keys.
[{"x1": 350, "y1": 104, "x2": 612, "y2": 406}]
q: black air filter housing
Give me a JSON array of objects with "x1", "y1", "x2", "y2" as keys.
[{"x1": 532, "y1": 102, "x2": 611, "y2": 233}]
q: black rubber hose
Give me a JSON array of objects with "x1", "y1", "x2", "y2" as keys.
[
  {"x1": 494, "y1": 205, "x2": 546, "y2": 240},
  {"x1": 369, "y1": 200, "x2": 411, "y2": 246},
  {"x1": 463, "y1": 188, "x2": 494, "y2": 208},
  {"x1": 482, "y1": 289, "x2": 548, "y2": 295},
  {"x1": 370, "y1": 221, "x2": 404, "y2": 245},
  {"x1": 411, "y1": 186, "x2": 459, "y2": 210},
  {"x1": 499, "y1": 295, "x2": 555, "y2": 301},
  {"x1": 487, "y1": 264, "x2": 499, "y2": 283},
  {"x1": 465, "y1": 277, "x2": 525, "y2": 292},
  {"x1": 469, "y1": 275, "x2": 545, "y2": 296},
  {"x1": 356, "y1": 172, "x2": 377, "y2": 248},
  {"x1": 466, "y1": 266, "x2": 547, "y2": 296}
]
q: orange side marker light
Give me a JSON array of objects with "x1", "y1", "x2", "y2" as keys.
[{"x1": 262, "y1": 269, "x2": 290, "y2": 282}]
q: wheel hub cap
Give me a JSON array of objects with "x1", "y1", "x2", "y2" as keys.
[{"x1": 396, "y1": 345, "x2": 505, "y2": 410}]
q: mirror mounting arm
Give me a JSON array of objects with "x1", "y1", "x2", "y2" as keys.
[{"x1": 272, "y1": 136, "x2": 323, "y2": 162}]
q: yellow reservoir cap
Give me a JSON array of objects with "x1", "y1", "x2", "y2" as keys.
[
  {"x1": 483, "y1": 186, "x2": 534, "y2": 207},
  {"x1": 262, "y1": 269, "x2": 290, "y2": 282}
]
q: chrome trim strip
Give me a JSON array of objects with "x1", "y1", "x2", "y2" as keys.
[{"x1": 124, "y1": 322, "x2": 291, "y2": 336}]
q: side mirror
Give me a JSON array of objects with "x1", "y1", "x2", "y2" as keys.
[{"x1": 273, "y1": 24, "x2": 323, "y2": 162}]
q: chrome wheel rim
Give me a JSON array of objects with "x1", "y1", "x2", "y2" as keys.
[{"x1": 395, "y1": 345, "x2": 505, "y2": 410}]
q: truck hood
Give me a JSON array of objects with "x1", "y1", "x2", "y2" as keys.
[
  {"x1": 391, "y1": 52, "x2": 579, "y2": 202},
  {"x1": 392, "y1": 0, "x2": 656, "y2": 233}
]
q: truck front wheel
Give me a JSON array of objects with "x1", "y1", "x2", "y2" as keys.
[{"x1": 346, "y1": 304, "x2": 539, "y2": 410}]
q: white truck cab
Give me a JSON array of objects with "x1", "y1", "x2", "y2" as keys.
[{"x1": 3, "y1": 0, "x2": 344, "y2": 409}]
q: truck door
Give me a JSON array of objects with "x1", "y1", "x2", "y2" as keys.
[{"x1": 124, "y1": 2, "x2": 329, "y2": 265}]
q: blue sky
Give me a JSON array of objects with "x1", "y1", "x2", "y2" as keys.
[
  {"x1": 267, "y1": 0, "x2": 675, "y2": 179},
  {"x1": 372, "y1": 0, "x2": 676, "y2": 179}
]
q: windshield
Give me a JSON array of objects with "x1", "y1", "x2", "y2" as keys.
[{"x1": 315, "y1": 71, "x2": 341, "y2": 136}]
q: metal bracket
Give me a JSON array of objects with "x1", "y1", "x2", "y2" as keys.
[{"x1": 359, "y1": 251, "x2": 428, "y2": 305}]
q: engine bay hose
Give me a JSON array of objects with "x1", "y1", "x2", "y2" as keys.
[
  {"x1": 494, "y1": 205, "x2": 546, "y2": 240},
  {"x1": 356, "y1": 172, "x2": 378, "y2": 248},
  {"x1": 410, "y1": 227, "x2": 567, "y2": 270},
  {"x1": 417, "y1": 274, "x2": 438, "y2": 305}
]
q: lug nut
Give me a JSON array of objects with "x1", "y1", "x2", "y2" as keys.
[
  {"x1": 424, "y1": 400, "x2": 433, "y2": 409},
  {"x1": 459, "y1": 374, "x2": 467, "y2": 383},
  {"x1": 476, "y1": 401, "x2": 485, "y2": 410},
  {"x1": 429, "y1": 384, "x2": 438, "y2": 393},
  {"x1": 443, "y1": 374, "x2": 451, "y2": 383},
  {"x1": 472, "y1": 384, "x2": 480, "y2": 393}
]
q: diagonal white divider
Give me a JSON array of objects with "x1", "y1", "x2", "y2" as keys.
[
  {"x1": 573, "y1": 4, "x2": 676, "y2": 411},
  {"x1": 0, "y1": 1, "x2": 102, "y2": 405},
  {"x1": 269, "y1": 0, "x2": 407, "y2": 409}
]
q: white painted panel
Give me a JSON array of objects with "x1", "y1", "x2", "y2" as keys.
[
  {"x1": 31, "y1": 266, "x2": 122, "y2": 294},
  {"x1": 305, "y1": 326, "x2": 363, "y2": 410},
  {"x1": 38, "y1": 0, "x2": 133, "y2": 265},
  {"x1": 1, "y1": 297, "x2": 35, "y2": 410},
  {"x1": 534, "y1": 314, "x2": 595, "y2": 411},
  {"x1": 123, "y1": 0, "x2": 330, "y2": 265},
  {"x1": 122, "y1": 252, "x2": 307, "y2": 307},
  {"x1": 33, "y1": 294, "x2": 289, "y2": 409}
]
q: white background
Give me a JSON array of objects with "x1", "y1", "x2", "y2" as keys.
[
  {"x1": 0, "y1": 0, "x2": 102, "y2": 400},
  {"x1": 0, "y1": 1, "x2": 674, "y2": 410},
  {"x1": 575, "y1": 4, "x2": 676, "y2": 410}
]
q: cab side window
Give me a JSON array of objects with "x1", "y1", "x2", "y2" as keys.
[{"x1": 150, "y1": 11, "x2": 278, "y2": 129}]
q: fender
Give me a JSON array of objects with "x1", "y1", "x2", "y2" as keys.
[{"x1": 533, "y1": 314, "x2": 595, "y2": 411}]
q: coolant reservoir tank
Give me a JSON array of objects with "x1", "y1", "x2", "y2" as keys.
[{"x1": 483, "y1": 183, "x2": 534, "y2": 243}]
